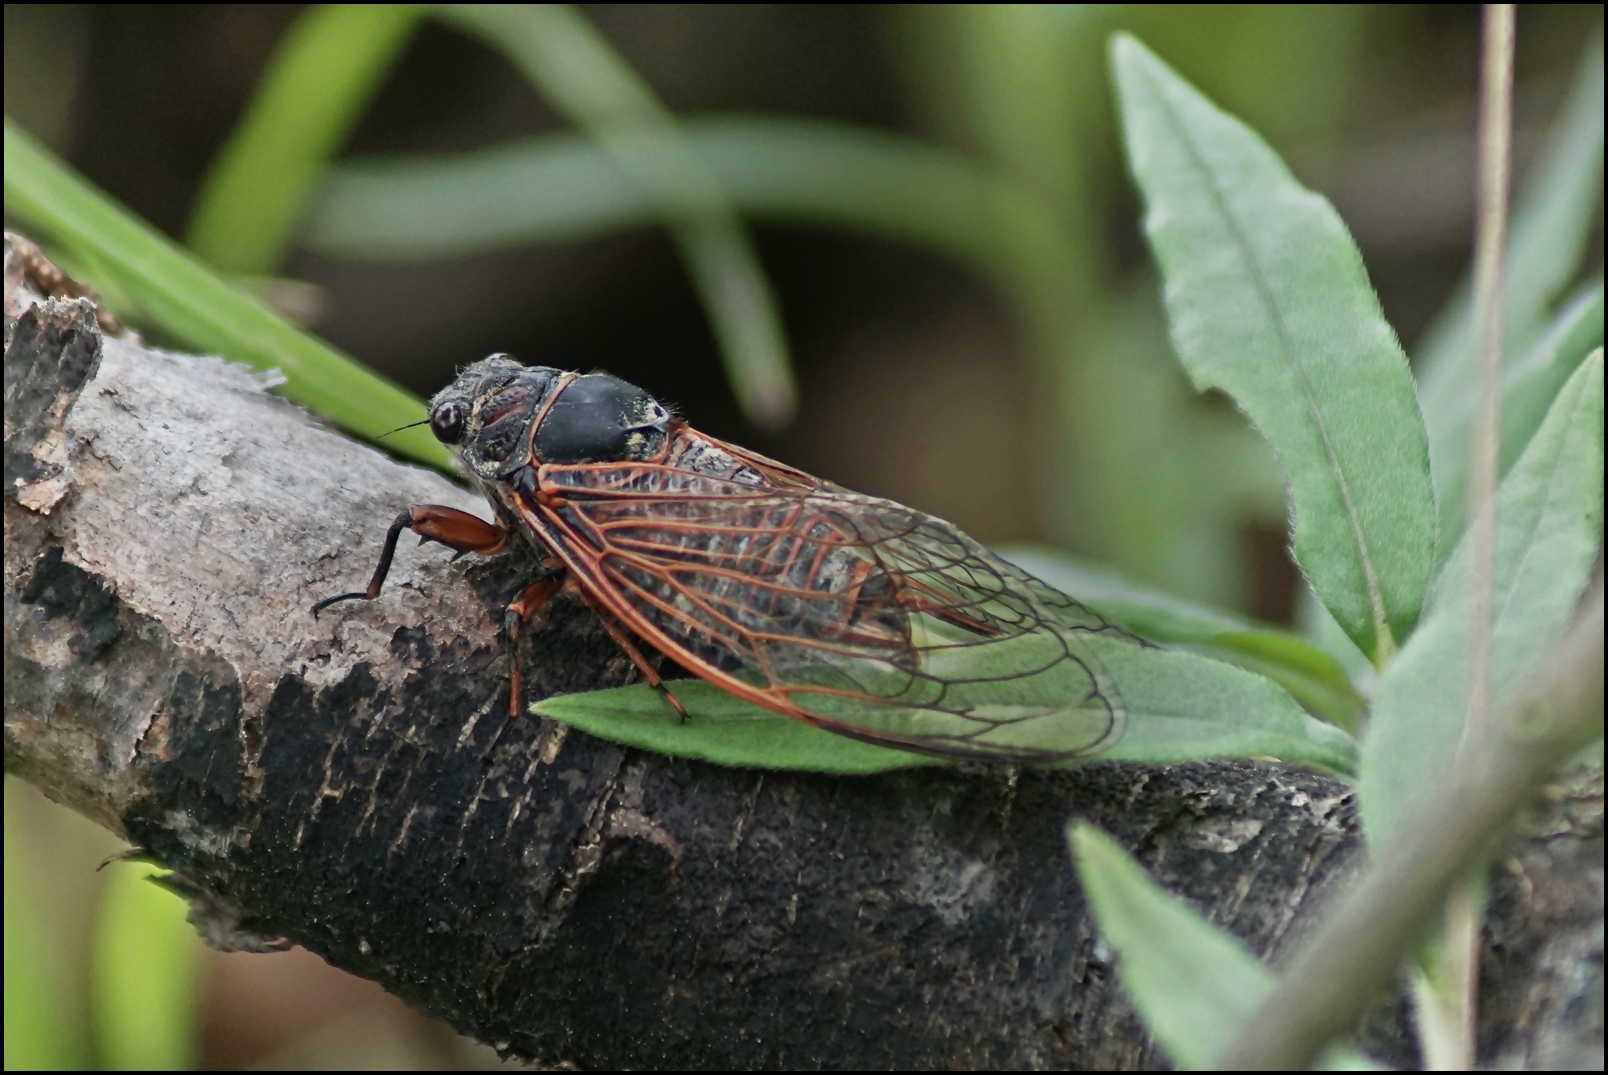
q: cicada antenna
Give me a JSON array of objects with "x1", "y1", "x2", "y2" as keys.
[{"x1": 376, "y1": 418, "x2": 429, "y2": 440}]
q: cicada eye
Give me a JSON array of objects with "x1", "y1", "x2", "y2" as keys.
[{"x1": 430, "y1": 401, "x2": 466, "y2": 445}]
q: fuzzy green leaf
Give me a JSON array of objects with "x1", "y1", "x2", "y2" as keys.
[
  {"x1": 1362, "y1": 353, "x2": 1604, "y2": 848},
  {"x1": 1428, "y1": 283, "x2": 1603, "y2": 560},
  {"x1": 1112, "y1": 34, "x2": 1436, "y2": 664},
  {"x1": 1002, "y1": 547, "x2": 1365, "y2": 730},
  {"x1": 1089, "y1": 635, "x2": 1356, "y2": 774},
  {"x1": 1069, "y1": 824, "x2": 1382, "y2": 1070},
  {"x1": 536, "y1": 681, "x2": 938, "y2": 775}
]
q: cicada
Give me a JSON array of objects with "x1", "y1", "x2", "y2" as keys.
[{"x1": 315, "y1": 355, "x2": 1136, "y2": 763}]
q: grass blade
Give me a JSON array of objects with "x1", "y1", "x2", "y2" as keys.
[
  {"x1": 306, "y1": 118, "x2": 1060, "y2": 281},
  {"x1": 440, "y1": 4, "x2": 795, "y2": 428},
  {"x1": 186, "y1": 4, "x2": 422, "y2": 274},
  {"x1": 4, "y1": 119, "x2": 449, "y2": 469}
]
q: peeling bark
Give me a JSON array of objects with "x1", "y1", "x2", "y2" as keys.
[{"x1": 3, "y1": 237, "x2": 1596, "y2": 1068}]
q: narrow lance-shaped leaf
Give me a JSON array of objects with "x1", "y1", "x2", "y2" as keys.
[
  {"x1": 1087, "y1": 634, "x2": 1357, "y2": 775},
  {"x1": 536, "y1": 630, "x2": 1358, "y2": 778},
  {"x1": 1069, "y1": 824, "x2": 1382, "y2": 1070},
  {"x1": 1111, "y1": 34, "x2": 1436, "y2": 664},
  {"x1": 186, "y1": 4, "x2": 422, "y2": 274},
  {"x1": 1362, "y1": 353, "x2": 1604, "y2": 848},
  {"x1": 537, "y1": 681, "x2": 939, "y2": 776},
  {"x1": 1428, "y1": 283, "x2": 1603, "y2": 559},
  {"x1": 1002, "y1": 546, "x2": 1365, "y2": 731},
  {"x1": 2, "y1": 120, "x2": 449, "y2": 470}
]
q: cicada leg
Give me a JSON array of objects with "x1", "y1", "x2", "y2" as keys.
[
  {"x1": 504, "y1": 577, "x2": 560, "y2": 718},
  {"x1": 312, "y1": 505, "x2": 510, "y2": 614},
  {"x1": 316, "y1": 505, "x2": 566, "y2": 720},
  {"x1": 564, "y1": 576, "x2": 690, "y2": 721}
]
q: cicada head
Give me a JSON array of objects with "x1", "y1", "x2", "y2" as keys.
[
  {"x1": 429, "y1": 354, "x2": 562, "y2": 482},
  {"x1": 430, "y1": 354, "x2": 675, "y2": 483}
]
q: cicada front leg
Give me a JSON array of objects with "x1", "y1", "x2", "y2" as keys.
[
  {"x1": 312, "y1": 505, "x2": 511, "y2": 615},
  {"x1": 315, "y1": 505, "x2": 526, "y2": 711}
]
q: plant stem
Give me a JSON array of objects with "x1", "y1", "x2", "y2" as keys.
[
  {"x1": 1215, "y1": 582, "x2": 1603, "y2": 1070},
  {"x1": 1413, "y1": 8, "x2": 1516, "y2": 1068}
]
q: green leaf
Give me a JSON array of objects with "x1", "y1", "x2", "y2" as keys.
[
  {"x1": 186, "y1": 4, "x2": 422, "y2": 274},
  {"x1": 1088, "y1": 634, "x2": 1357, "y2": 775},
  {"x1": 306, "y1": 117, "x2": 1056, "y2": 286},
  {"x1": 536, "y1": 681, "x2": 940, "y2": 775},
  {"x1": 1002, "y1": 546, "x2": 1365, "y2": 731},
  {"x1": 1000, "y1": 545, "x2": 1259, "y2": 638},
  {"x1": 1362, "y1": 353, "x2": 1604, "y2": 848},
  {"x1": 536, "y1": 631, "x2": 1357, "y2": 777},
  {"x1": 4, "y1": 783, "x2": 88, "y2": 1070},
  {"x1": 440, "y1": 4, "x2": 795, "y2": 429},
  {"x1": 3, "y1": 118, "x2": 450, "y2": 470},
  {"x1": 1498, "y1": 286, "x2": 1605, "y2": 474},
  {"x1": 1069, "y1": 823, "x2": 1382, "y2": 1070},
  {"x1": 91, "y1": 866, "x2": 203, "y2": 1070},
  {"x1": 1429, "y1": 282, "x2": 1604, "y2": 559},
  {"x1": 1111, "y1": 34, "x2": 1436, "y2": 665},
  {"x1": 1416, "y1": 33, "x2": 1604, "y2": 417}
]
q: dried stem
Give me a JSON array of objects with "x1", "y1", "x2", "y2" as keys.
[{"x1": 1416, "y1": 8, "x2": 1516, "y2": 1069}]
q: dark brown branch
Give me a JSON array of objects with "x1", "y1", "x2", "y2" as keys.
[{"x1": 2, "y1": 237, "x2": 1595, "y2": 1068}]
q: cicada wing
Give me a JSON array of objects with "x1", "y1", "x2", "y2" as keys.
[
  {"x1": 531, "y1": 462, "x2": 1131, "y2": 762},
  {"x1": 769, "y1": 498, "x2": 1128, "y2": 761}
]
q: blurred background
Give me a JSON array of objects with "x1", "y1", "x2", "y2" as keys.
[{"x1": 5, "y1": 4, "x2": 1603, "y2": 1068}]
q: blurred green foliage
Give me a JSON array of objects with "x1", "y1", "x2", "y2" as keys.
[
  {"x1": 91, "y1": 866, "x2": 204, "y2": 1070},
  {"x1": 5, "y1": 781, "x2": 91, "y2": 1070}
]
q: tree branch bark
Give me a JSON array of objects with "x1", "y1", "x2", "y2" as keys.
[{"x1": 3, "y1": 237, "x2": 1595, "y2": 1068}]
